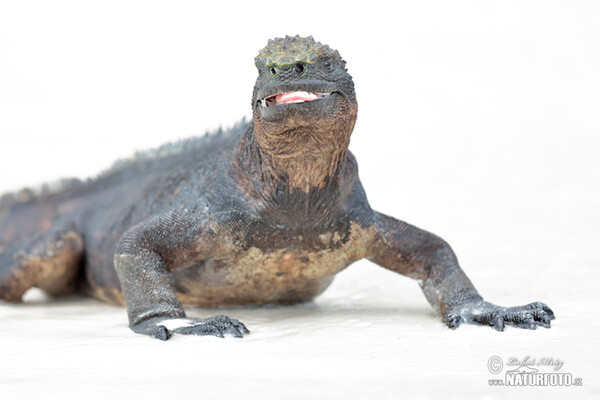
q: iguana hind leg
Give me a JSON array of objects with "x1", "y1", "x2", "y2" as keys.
[{"x1": 0, "y1": 230, "x2": 84, "y2": 301}]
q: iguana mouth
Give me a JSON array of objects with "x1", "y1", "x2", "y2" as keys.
[{"x1": 259, "y1": 91, "x2": 332, "y2": 107}]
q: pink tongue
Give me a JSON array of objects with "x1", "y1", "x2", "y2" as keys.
[{"x1": 275, "y1": 91, "x2": 319, "y2": 104}]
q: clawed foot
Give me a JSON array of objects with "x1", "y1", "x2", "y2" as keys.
[
  {"x1": 134, "y1": 315, "x2": 250, "y2": 340},
  {"x1": 445, "y1": 300, "x2": 555, "y2": 331}
]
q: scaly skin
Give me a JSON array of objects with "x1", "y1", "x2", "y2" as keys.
[{"x1": 0, "y1": 35, "x2": 554, "y2": 340}]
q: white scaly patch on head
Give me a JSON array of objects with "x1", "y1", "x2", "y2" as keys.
[{"x1": 157, "y1": 318, "x2": 194, "y2": 330}]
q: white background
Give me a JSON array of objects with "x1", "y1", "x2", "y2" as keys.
[{"x1": 0, "y1": 1, "x2": 599, "y2": 399}]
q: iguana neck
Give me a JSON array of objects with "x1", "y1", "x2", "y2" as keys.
[{"x1": 234, "y1": 122, "x2": 349, "y2": 197}]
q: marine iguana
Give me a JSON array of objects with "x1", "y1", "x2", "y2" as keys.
[{"x1": 0, "y1": 35, "x2": 554, "y2": 340}]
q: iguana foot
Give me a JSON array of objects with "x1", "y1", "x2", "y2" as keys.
[
  {"x1": 445, "y1": 300, "x2": 555, "y2": 331},
  {"x1": 134, "y1": 315, "x2": 250, "y2": 340}
]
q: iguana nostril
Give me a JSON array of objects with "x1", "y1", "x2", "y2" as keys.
[
  {"x1": 270, "y1": 67, "x2": 277, "y2": 76},
  {"x1": 295, "y1": 63, "x2": 305, "y2": 74}
]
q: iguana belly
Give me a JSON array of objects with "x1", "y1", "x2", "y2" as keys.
[
  {"x1": 85, "y1": 222, "x2": 373, "y2": 307},
  {"x1": 171, "y1": 246, "x2": 353, "y2": 307}
]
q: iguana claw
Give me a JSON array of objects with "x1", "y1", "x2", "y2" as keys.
[
  {"x1": 134, "y1": 315, "x2": 250, "y2": 340},
  {"x1": 445, "y1": 300, "x2": 555, "y2": 331}
]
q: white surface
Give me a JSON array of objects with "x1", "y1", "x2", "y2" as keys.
[{"x1": 0, "y1": 1, "x2": 599, "y2": 399}]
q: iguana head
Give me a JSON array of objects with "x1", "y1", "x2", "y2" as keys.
[{"x1": 250, "y1": 36, "x2": 358, "y2": 190}]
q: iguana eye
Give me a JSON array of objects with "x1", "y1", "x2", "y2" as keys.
[{"x1": 323, "y1": 61, "x2": 333, "y2": 72}]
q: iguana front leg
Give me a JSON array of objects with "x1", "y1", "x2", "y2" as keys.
[
  {"x1": 114, "y1": 207, "x2": 249, "y2": 340},
  {"x1": 367, "y1": 212, "x2": 555, "y2": 331}
]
